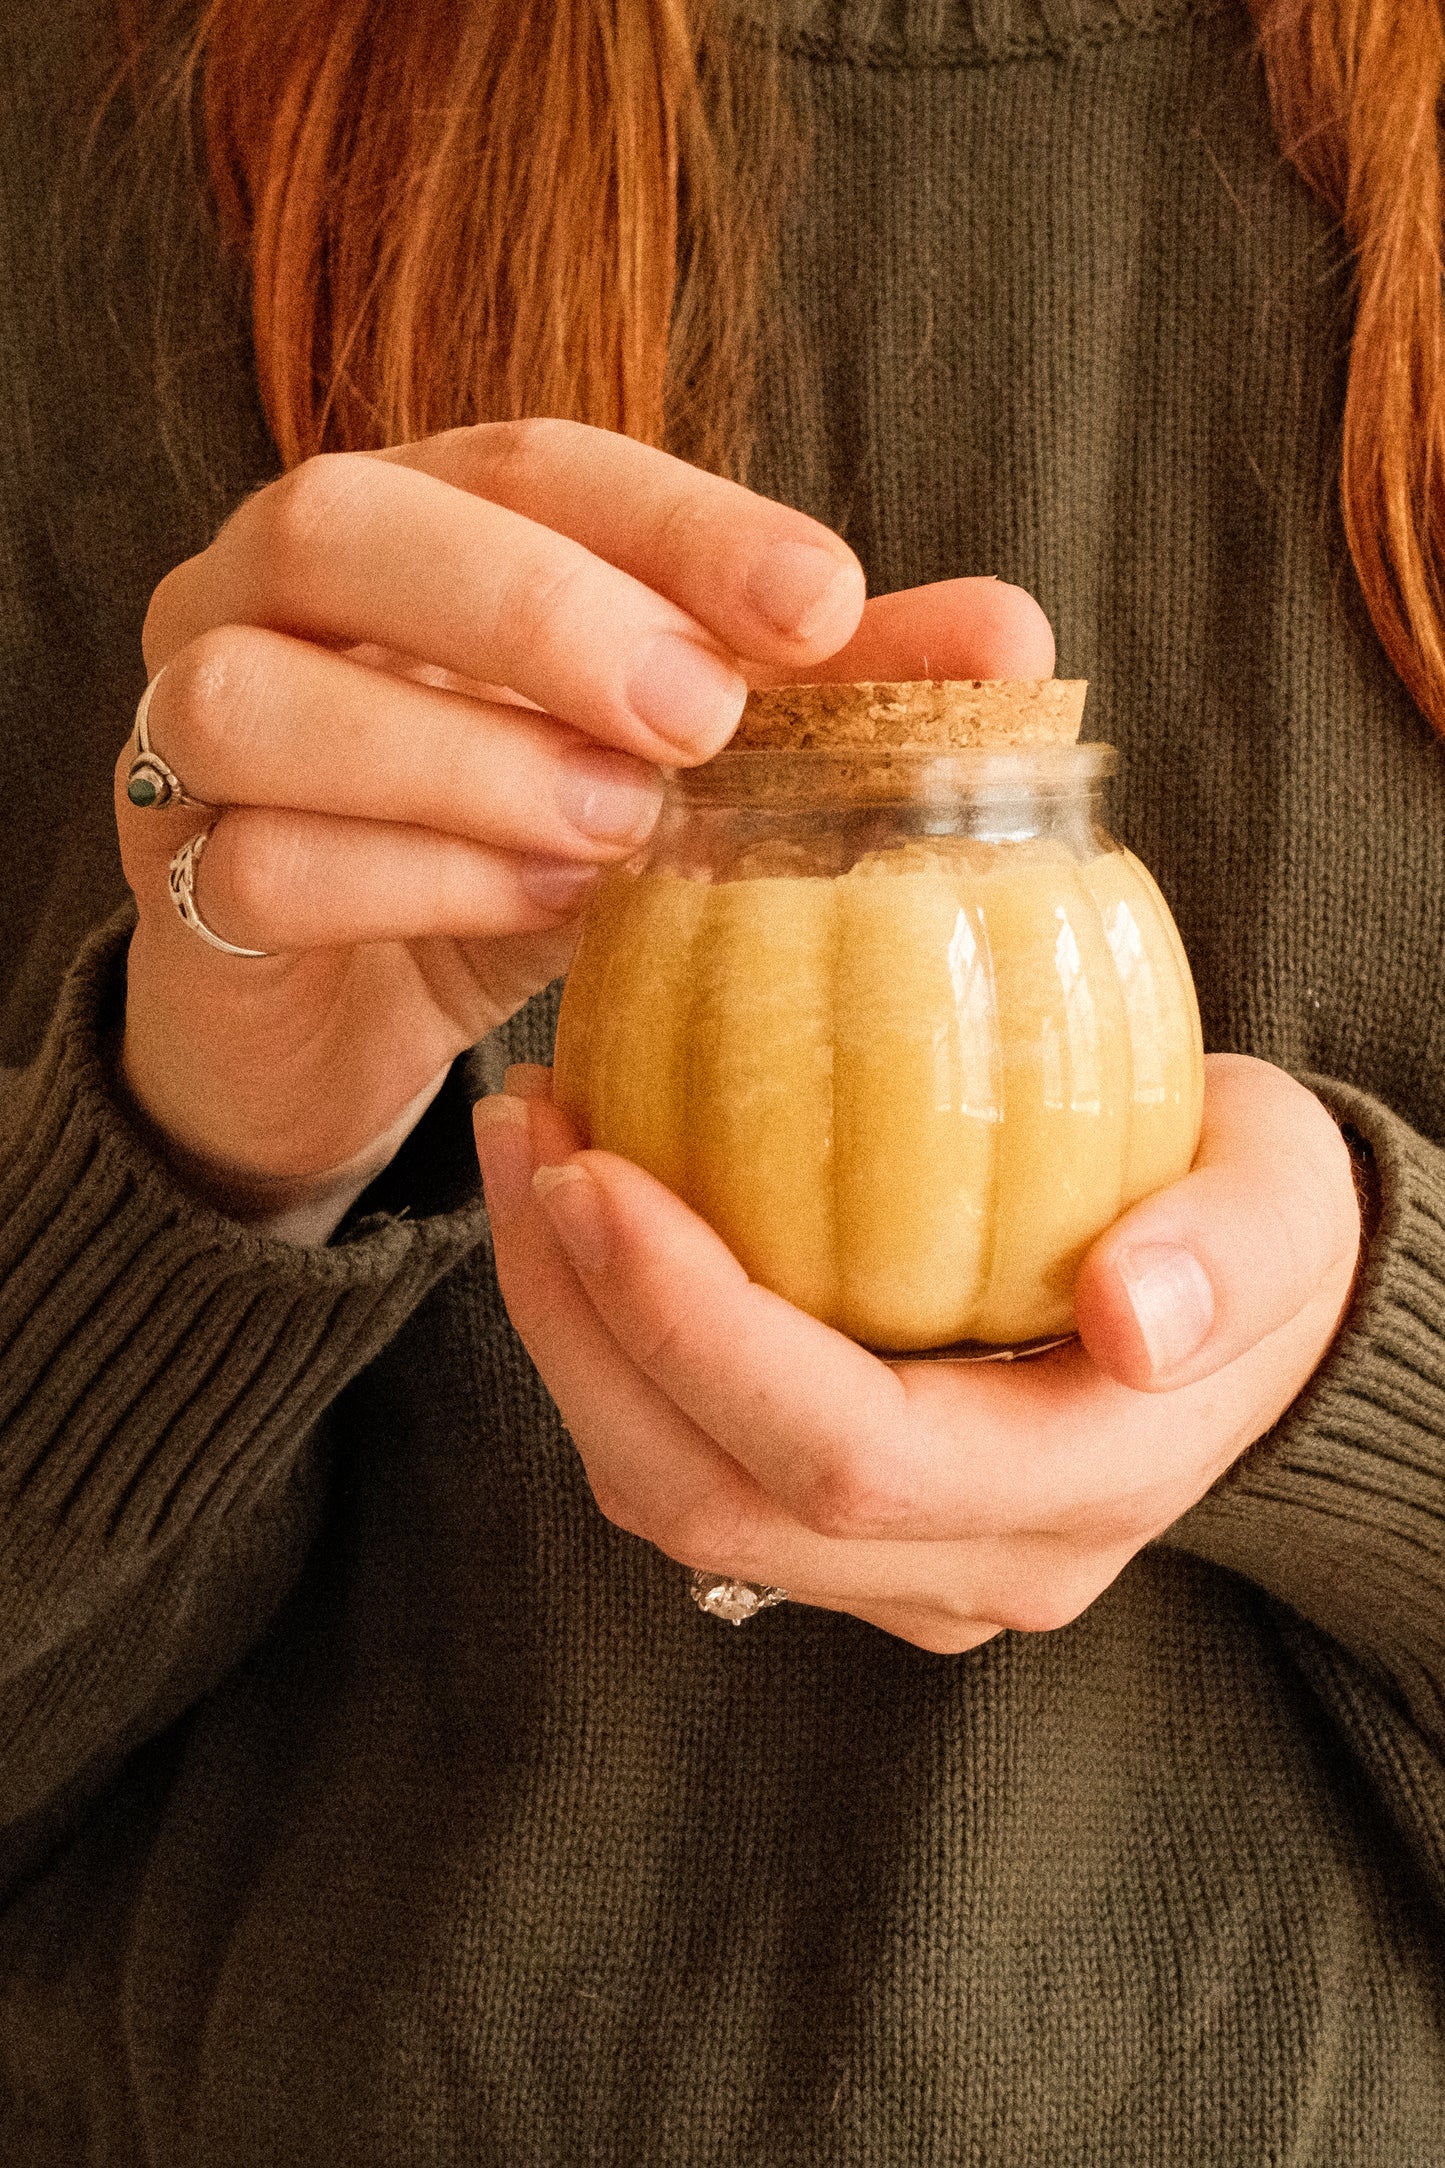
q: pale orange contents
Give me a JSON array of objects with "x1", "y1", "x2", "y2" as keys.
[{"x1": 553, "y1": 840, "x2": 1204, "y2": 1349}]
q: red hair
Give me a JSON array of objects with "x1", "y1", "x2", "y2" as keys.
[
  {"x1": 118, "y1": 0, "x2": 1445, "y2": 736},
  {"x1": 116, "y1": 0, "x2": 780, "y2": 476},
  {"x1": 1250, "y1": 0, "x2": 1445, "y2": 732}
]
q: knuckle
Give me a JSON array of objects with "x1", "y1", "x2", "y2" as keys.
[
  {"x1": 142, "y1": 554, "x2": 201, "y2": 669},
  {"x1": 647, "y1": 488, "x2": 709, "y2": 573},
  {"x1": 262, "y1": 453, "x2": 375, "y2": 577},
  {"x1": 502, "y1": 545, "x2": 596, "y2": 664},
  {"x1": 216, "y1": 811, "x2": 301, "y2": 933},
  {"x1": 1256, "y1": 1168, "x2": 1352, "y2": 1296},
  {"x1": 585, "y1": 1476, "x2": 649, "y2": 1542},
  {"x1": 1311, "y1": 1119, "x2": 1364, "y2": 1264},
  {"x1": 472, "y1": 415, "x2": 582, "y2": 493},
  {"x1": 651, "y1": 1497, "x2": 759, "y2": 1578},
  {"x1": 629, "y1": 1310, "x2": 695, "y2": 1378},
  {"x1": 632, "y1": 1300, "x2": 723, "y2": 1370},
  {"x1": 795, "y1": 1454, "x2": 912, "y2": 1542},
  {"x1": 160, "y1": 627, "x2": 268, "y2": 774},
  {"x1": 1217, "y1": 1063, "x2": 1361, "y2": 1277},
  {"x1": 1291, "y1": 1183, "x2": 1343, "y2": 1279}
]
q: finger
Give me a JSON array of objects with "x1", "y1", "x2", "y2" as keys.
[
  {"x1": 146, "y1": 431, "x2": 867, "y2": 766},
  {"x1": 1074, "y1": 1053, "x2": 1361, "y2": 1391},
  {"x1": 502, "y1": 1062, "x2": 559, "y2": 1103},
  {"x1": 478, "y1": 1101, "x2": 1155, "y2": 1641},
  {"x1": 517, "y1": 1143, "x2": 1322, "y2": 1554},
  {"x1": 522, "y1": 1146, "x2": 1096, "y2": 1546},
  {"x1": 474, "y1": 1100, "x2": 1095, "y2": 1630},
  {"x1": 134, "y1": 629, "x2": 663, "y2": 862},
  {"x1": 378, "y1": 419, "x2": 866, "y2": 665},
  {"x1": 521, "y1": 1144, "x2": 999, "y2": 1538},
  {"x1": 787, "y1": 577, "x2": 1057, "y2": 684},
  {"x1": 473, "y1": 1093, "x2": 760, "y2": 1539},
  {"x1": 473, "y1": 1098, "x2": 899, "y2": 1585},
  {"x1": 145, "y1": 454, "x2": 747, "y2": 765},
  {"x1": 126, "y1": 807, "x2": 602, "y2": 955}
]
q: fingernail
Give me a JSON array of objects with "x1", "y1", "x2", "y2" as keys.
[
  {"x1": 516, "y1": 859, "x2": 602, "y2": 913},
  {"x1": 473, "y1": 1094, "x2": 533, "y2": 1224},
  {"x1": 745, "y1": 540, "x2": 861, "y2": 642},
  {"x1": 1119, "y1": 1244, "x2": 1216, "y2": 1374},
  {"x1": 555, "y1": 754, "x2": 663, "y2": 843},
  {"x1": 626, "y1": 634, "x2": 746, "y2": 755},
  {"x1": 534, "y1": 1161, "x2": 609, "y2": 1274}
]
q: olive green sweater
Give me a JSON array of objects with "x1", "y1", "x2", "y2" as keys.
[{"x1": 2, "y1": 0, "x2": 1444, "y2": 2160}]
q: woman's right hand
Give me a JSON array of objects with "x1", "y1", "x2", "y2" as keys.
[{"x1": 115, "y1": 421, "x2": 872, "y2": 1219}]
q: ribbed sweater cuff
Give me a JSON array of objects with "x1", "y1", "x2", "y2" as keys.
[
  {"x1": 1167, "y1": 1076, "x2": 1445, "y2": 1746},
  {"x1": 0, "y1": 912, "x2": 489, "y2": 1661}
]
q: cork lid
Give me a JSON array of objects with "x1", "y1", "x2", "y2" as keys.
[{"x1": 732, "y1": 678, "x2": 1087, "y2": 752}]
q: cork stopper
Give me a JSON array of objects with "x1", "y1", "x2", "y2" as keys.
[{"x1": 732, "y1": 678, "x2": 1087, "y2": 752}]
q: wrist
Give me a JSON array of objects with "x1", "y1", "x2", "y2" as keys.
[
  {"x1": 249, "y1": 1068, "x2": 452, "y2": 1241},
  {"x1": 108, "y1": 1027, "x2": 450, "y2": 1231}
]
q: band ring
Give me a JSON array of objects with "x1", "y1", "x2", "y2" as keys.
[
  {"x1": 688, "y1": 1569, "x2": 789, "y2": 1625},
  {"x1": 168, "y1": 831, "x2": 274, "y2": 960},
  {"x1": 126, "y1": 670, "x2": 205, "y2": 811}
]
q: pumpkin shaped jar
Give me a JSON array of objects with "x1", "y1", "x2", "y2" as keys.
[{"x1": 553, "y1": 680, "x2": 1204, "y2": 1354}]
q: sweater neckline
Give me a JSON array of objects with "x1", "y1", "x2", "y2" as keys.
[{"x1": 728, "y1": 0, "x2": 1233, "y2": 64}]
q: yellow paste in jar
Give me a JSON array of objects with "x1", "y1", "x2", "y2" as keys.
[{"x1": 553, "y1": 838, "x2": 1203, "y2": 1350}]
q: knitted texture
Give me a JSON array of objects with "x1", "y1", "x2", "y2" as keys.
[
  {"x1": 2, "y1": 0, "x2": 1444, "y2": 2161},
  {"x1": 0, "y1": 915, "x2": 490, "y2": 1834},
  {"x1": 733, "y1": 0, "x2": 1232, "y2": 64}
]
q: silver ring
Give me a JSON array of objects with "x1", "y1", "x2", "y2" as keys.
[
  {"x1": 126, "y1": 670, "x2": 205, "y2": 811},
  {"x1": 688, "y1": 1569, "x2": 789, "y2": 1625},
  {"x1": 168, "y1": 831, "x2": 274, "y2": 959}
]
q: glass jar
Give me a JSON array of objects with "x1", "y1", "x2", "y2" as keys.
[{"x1": 553, "y1": 741, "x2": 1203, "y2": 1354}]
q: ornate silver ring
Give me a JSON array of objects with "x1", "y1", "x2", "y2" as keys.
[
  {"x1": 168, "y1": 831, "x2": 274, "y2": 960},
  {"x1": 126, "y1": 670, "x2": 205, "y2": 812},
  {"x1": 688, "y1": 1570, "x2": 789, "y2": 1625}
]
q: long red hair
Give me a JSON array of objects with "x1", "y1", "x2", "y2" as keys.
[{"x1": 117, "y1": 0, "x2": 1445, "y2": 736}]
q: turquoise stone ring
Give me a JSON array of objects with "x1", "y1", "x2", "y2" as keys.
[
  {"x1": 124, "y1": 669, "x2": 203, "y2": 813},
  {"x1": 126, "y1": 766, "x2": 164, "y2": 809}
]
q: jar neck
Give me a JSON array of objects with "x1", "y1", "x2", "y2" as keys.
[
  {"x1": 640, "y1": 745, "x2": 1119, "y2": 883},
  {"x1": 663, "y1": 745, "x2": 1117, "y2": 839}
]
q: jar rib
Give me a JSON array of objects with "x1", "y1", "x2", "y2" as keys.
[
  {"x1": 585, "y1": 875, "x2": 711, "y2": 1199},
  {"x1": 965, "y1": 847, "x2": 1132, "y2": 1344},
  {"x1": 552, "y1": 871, "x2": 635, "y2": 1132},
  {"x1": 833, "y1": 853, "x2": 998, "y2": 1351},
  {"x1": 686, "y1": 876, "x2": 841, "y2": 1327},
  {"x1": 1079, "y1": 849, "x2": 1205, "y2": 1214}
]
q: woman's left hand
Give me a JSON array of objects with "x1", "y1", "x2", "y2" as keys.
[{"x1": 474, "y1": 1053, "x2": 1362, "y2": 1649}]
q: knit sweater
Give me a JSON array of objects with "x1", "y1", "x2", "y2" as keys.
[{"x1": 2, "y1": 0, "x2": 1444, "y2": 2161}]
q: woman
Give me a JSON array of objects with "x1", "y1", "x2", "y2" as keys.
[{"x1": 1, "y1": 0, "x2": 1441, "y2": 2158}]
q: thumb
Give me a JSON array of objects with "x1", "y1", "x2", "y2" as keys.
[
  {"x1": 1074, "y1": 1053, "x2": 1362, "y2": 1392},
  {"x1": 793, "y1": 577, "x2": 1056, "y2": 683}
]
